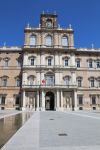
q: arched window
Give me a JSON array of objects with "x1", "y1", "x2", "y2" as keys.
[
  {"x1": 30, "y1": 35, "x2": 36, "y2": 46},
  {"x1": 62, "y1": 36, "x2": 68, "y2": 47},
  {"x1": 46, "y1": 35, "x2": 52, "y2": 46},
  {"x1": 46, "y1": 19, "x2": 52, "y2": 28},
  {"x1": 28, "y1": 76, "x2": 34, "y2": 85}
]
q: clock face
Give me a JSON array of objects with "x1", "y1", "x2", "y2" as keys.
[{"x1": 47, "y1": 21, "x2": 52, "y2": 28}]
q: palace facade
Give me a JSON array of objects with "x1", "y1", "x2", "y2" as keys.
[{"x1": 0, "y1": 13, "x2": 100, "y2": 111}]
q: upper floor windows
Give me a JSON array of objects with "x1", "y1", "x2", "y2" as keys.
[
  {"x1": 96, "y1": 60, "x2": 100, "y2": 68},
  {"x1": 77, "y1": 77, "x2": 82, "y2": 87},
  {"x1": 16, "y1": 78, "x2": 20, "y2": 87},
  {"x1": 64, "y1": 59, "x2": 68, "y2": 66},
  {"x1": 76, "y1": 59, "x2": 80, "y2": 68},
  {"x1": 48, "y1": 58, "x2": 52, "y2": 66},
  {"x1": 4, "y1": 57, "x2": 10, "y2": 67},
  {"x1": 28, "y1": 56, "x2": 35, "y2": 66},
  {"x1": 45, "y1": 35, "x2": 52, "y2": 46},
  {"x1": 88, "y1": 59, "x2": 93, "y2": 68},
  {"x1": 30, "y1": 35, "x2": 36, "y2": 46},
  {"x1": 62, "y1": 36, "x2": 68, "y2": 47},
  {"x1": 46, "y1": 19, "x2": 52, "y2": 28},
  {"x1": 89, "y1": 77, "x2": 95, "y2": 87},
  {"x1": 64, "y1": 76, "x2": 71, "y2": 85},
  {"x1": 1, "y1": 76, "x2": 8, "y2": 87},
  {"x1": 28, "y1": 75, "x2": 35, "y2": 85}
]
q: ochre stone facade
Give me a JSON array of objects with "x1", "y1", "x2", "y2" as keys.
[{"x1": 0, "y1": 13, "x2": 100, "y2": 111}]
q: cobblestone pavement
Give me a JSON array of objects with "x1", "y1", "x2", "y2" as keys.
[{"x1": 2, "y1": 111, "x2": 100, "y2": 150}]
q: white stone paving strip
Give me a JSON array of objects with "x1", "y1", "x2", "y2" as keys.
[
  {"x1": 0, "y1": 111, "x2": 22, "y2": 119},
  {"x1": 65, "y1": 111, "x2": 100, "y2": 120},
  {"x1": 1, "y1": 112, "x2": 40, "y2": 150}
]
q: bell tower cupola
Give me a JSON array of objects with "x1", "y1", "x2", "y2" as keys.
[{"x1": 40, "y1": 12, "x2": 58, "y2": 29}]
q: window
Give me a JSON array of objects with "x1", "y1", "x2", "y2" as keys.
[
  {"x1": 78, "y1": 96, "x2": 83, "y2": 105},
  {"x1": 28, "y1": 76, "x2": 34, "y2": 85},
  {"x1": 92, "y1": 96, "x2": 96, "y2": 105},
  {"x1": 77, "y1": 77, "x2": 82, "y2": 87},
  {"x1": 0, "y1": 96, "x2": 5, "y2": 105},
  {"x1": 48, "y1": 58, "x2": 52, "y2": 66},
  {"x1": 96, "y1": 60, "x2": 100, "y2": 68},
  {"x1": 97, "y1": 78, "x2": 100, "y2": 87},
  {"x1": 62, "y1": 36, "x2": 68, "y2": 47},
  {"x1": 29, "y1": 57, "x2": 35, "y2": 66},
  {"x1": 46, "y1": 75, "x2": 54, "y2": 85},
  {"x1": 64, "y1": 59, "x2": 68, "y2": 66},
  {"x1": 30, "y1": 35, "x2": 36, "y2": 46},
  {"x1": 17, "y1": 59, "x2": 21, "y2": 67},
  {"x1": 46, "y1": 19, "x2": 52, "y2": 28},
  {"x1": 90, "y1": 77, "x2": 95, "y2": 87},
  {"x1": 76, "y1": 59, "x2": 80, "y2": 68},
  {"x1": 2, "y1": 78, "x2": 7, "y2": 87},
  {"x1": 64, "y1": 76, "x2": 70, "y2": 85},
  {"x1": 46, "y1": 35, "x2": 52, "y2": 46},
  {"x1": 16, "y1": 78, "x2": 20, "y2": 87},
  {"x1": 88, "y1": 60, "x2": 93, "y2": 68},
  {"x1": 15, "y1": 96, "x2": 20, "y2": 105},
  {"x1": 4, "y1": 58, "x2": 9, "y2": 67}
]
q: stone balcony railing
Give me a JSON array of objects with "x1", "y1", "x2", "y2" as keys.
[{"x1": 22, "y1": 84, "x2": 77, "y2": 89}]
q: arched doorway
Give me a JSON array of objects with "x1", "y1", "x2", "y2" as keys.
[{"x1": 45, "y1": 91, "x2": 55, "y2": 110}]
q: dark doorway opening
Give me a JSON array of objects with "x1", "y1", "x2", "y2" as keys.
[{"x1": 45, "y1": 91, "x2": 54, "y2": 110}]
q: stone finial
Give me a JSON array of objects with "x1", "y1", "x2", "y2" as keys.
[
  {"x1": 3, "y1": 42, "x2": 6, "y2": 47},
  {"x1": 69, "y1": 24, "x2": 72, "y2": 29},
  {"x1": 27, "y1": 23, "x2": 30, "y2": 28},
  {"x1": 42, "y1": 10, "x2": 44, "y2": 14},
  {"x1": 91, "y1": 43, "x2": 94, "y2": 49}
]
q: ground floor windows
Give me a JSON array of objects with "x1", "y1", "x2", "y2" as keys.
[{"x1": 0, "y1": 95, "x2": 6, "y2": 105}]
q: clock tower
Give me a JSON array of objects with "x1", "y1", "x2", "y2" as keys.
[{"x1": 40, "y1": 12, "x2": 58, "y2": 29}]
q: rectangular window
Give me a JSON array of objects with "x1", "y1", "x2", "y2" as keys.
[
  {"x1": 64, "y1": 59, "x2": 68, "y2": 66},
  {"x1": 2, "y1": 79, "x2": 7, "y2": 87},
  {"x1": 89, "y1": 61, "x2": 93, "y2": 68},
  {"x1": 4, "y1": 60, "x2": 8, "y2": 67},
  {"x1": 78, "y1": 96, "x2": 83, "y2": 105},
  {"x1": 78, "y1": 80, "x2": 82, "y2": 87},
  {"x1": 96, "y1": 61, "x2": 100, "y2": 68},
  {"x1": 90, "y1": 80, "x2": 94, "y2": 87},
  {"x1": 16, "y1": 96, "x2": 20, "y2": 105},
  {"x1": 76, "y1": 60, "x2": 80, "y2": 68},
  {"x1": 0, "y1": 96, "x2": 5, "y2": 105},
  {"x1": 16, "y1": 79, "x2": 20, "y2": 87},
  {"x1": 92, "y1": 96, "x2": 96, "y2": 105},
  {"x1": 31, "y1": 58, "x2": 34, "y2": 66},
  {"x1": 48, "y1": 59, "x2": 52, "y2": 66},
  {"x1": 46, "y1": 76, "x2": 54, "y2": 85}
]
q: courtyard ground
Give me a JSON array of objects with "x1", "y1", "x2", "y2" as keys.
[{"x1": 1, "y1": 111, "x2": 100, "y2": 150}]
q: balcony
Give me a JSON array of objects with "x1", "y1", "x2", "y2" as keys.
[
  {"x1": 22, "y1": 65, "x2": 76, "y2": 69},
  {"x1": 22, "y1": 84, "x2": 77, "y2": 90}
]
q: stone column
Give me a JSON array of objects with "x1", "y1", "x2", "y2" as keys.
[
  {"x1": 55, "y1": 52, "x2": 59, "y2": 66},
  {"x1": 55, "y1": 72, "x2": 59, "y2": 85},
  {"x1": 36, "y1": 91, "x2": 39, "y2": 111},
  {"x1": 41, "y1": 90, "x2": 45, "y2": 111},
  {"x1": 22, "y1": 90, "x2": 26, "y2": 111},
  {"x1": 61, "y1": 90, "x2": 64, "y2": 111},
  {"x1": 74, "y1": 90, "x2": 78, "y2": 111},
  {"x1": 56, "y1": 90, "x2": 60, "y2": 111}
]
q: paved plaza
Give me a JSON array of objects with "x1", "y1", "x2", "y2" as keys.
[{"x1": 1, "y1": 111, "x2": 100, "y2": 150}]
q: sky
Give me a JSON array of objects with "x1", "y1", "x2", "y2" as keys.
[{"x1": 0, "y1": 0, "x2": 100, "y2": 48}]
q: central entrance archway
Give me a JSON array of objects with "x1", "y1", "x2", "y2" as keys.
[{"x1": 45, "y1": 91, "x2": 55, "y2": 110}]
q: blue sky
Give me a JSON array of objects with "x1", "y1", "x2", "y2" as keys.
[{"x1": 0, "y1": 0, "x2": 100, "y2": 48}]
